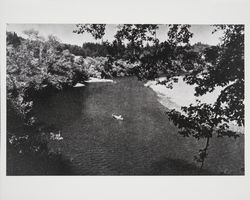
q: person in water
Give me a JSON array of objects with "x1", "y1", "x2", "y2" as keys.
[{"x1": 112, "y1": 113, "x2": 124, "y2": 120}]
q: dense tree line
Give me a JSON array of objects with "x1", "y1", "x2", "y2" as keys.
[{"x1": 7, "y1": 31, "x2": 110, "y2": 58}]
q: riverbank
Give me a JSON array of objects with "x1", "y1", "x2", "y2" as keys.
[{"x1": 145, "y1": 76, "x2": 244, "y2": 133}]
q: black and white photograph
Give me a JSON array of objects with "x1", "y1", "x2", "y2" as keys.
[
  {"x1": 1, "y1": 0, "x2": 250, "y2": 199},
  {"x1": 6, "y1": 24, "x2": 244, "y2": 175}
]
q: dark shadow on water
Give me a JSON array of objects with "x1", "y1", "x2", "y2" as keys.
[
  {"x1": 32, "y1": 87, "x2": 86, "y2": 129},
  {"x1": 7, "y1": 148, "x2": 78, "y2": 175},
  {"x1": 7, "y1": 87, "x2": 88, "y2": 175},
  {"x1": 149, "y1": 157, "x2": 212, "y2": 175}
]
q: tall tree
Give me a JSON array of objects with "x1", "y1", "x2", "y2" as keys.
[{"x1": 167, "y1": 25, "x2": 244, "y2": 168}]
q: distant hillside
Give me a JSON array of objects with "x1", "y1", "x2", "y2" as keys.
[
  {"x1": 192, "y1": 42, "x2": 211, "y2": 52},
  {"x1": 6, "y1": 31, "x2": 109, "y2": 58}
]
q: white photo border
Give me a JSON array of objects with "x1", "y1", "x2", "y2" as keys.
[{"x1": 0, "y1": 0, "x2": 249, "y2": 200}]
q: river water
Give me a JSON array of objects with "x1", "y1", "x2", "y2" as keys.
[{"x1": 19, "y1": 77, "x2": 244, "y2": 175}]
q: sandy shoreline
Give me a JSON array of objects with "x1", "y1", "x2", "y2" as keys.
[
  {"x1": 145, "y1": 77, "x2": 244, "y2": 133},
  {"x1": 85, "y1": 77, "x2": 114, "y2": 83},
  {"x1": 73, "y1": 77, "x2": 114, "y2": 87}
]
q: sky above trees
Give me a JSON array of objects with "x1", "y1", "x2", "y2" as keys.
[{"x1": 7, "y1": 24, "x2": 223, "y2": 46}]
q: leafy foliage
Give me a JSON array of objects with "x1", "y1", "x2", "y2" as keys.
[
  {"x1": 6, "y1": 32, "x2": 22, "y2": 47},
  {"x1": 183, "y1": 25, "x2": 244, "y2": 126},
  {"x1": 60, "y1": 42, "x2": 109, "y2": 58},
  {"x1": 84, "y1": 57, "x2": 136, "y2": 79},
  {"x1": 168, "y1": 25, "x2": 244, "y2": 168},
  {"x1": 7, "y1": 30, "x2": 89, "y2": 155},
  {"x1": 82, "y1": 42, "x2": 109, "y2": 57},
  {"x1": 74, "y1": 24, "x2": 244, "y2": 169},
  {"x1": 73, "y1": 24, "x2": 106, "y2": 40}
]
